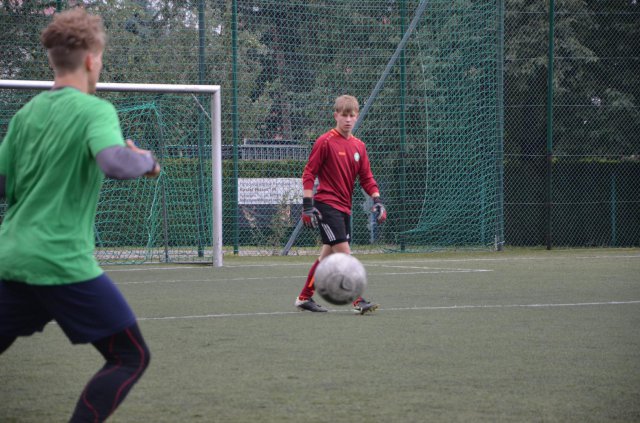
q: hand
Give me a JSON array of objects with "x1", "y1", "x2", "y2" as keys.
[
  {"x1": 126, "y1": 139, "x2": 161, "y2": 178},
  {"x1": 302, "y1": 197, "x2": 322, "y2": 228},
  {"x1": 144, "y1": 160, "x2": 161, "y2": 178},
  {"x1": 371, "y1": 197, "x2": 387, "y2": 224}
]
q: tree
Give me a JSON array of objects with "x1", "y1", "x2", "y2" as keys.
[{"x1": 504, "y1": 0, "x2": 639, "y2": 159}]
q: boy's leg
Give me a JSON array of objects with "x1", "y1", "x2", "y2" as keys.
[
  {"x1": 297, "y1": 258, "x2": 320, "y2": 300},
  {"x1": 295, "y1": 258, "x2": 328, "y2": 312},
  {"x1": 295, "y1": 242, "x2": 343, "y2": 312},
  {"x1": 39, "y1": 273, "x2": 149, "y2": 422},
  {"x1": 0, "y1": 279, "x2": 53, "y2": 354},
  {"x1": 352, "y1": 297, "x2": 379, "y2": 315},
  {"x1": 298, "y1": 241, "x2": 346, "y2": 301},
  {"x1": 296, "y1": 202, "x2": 353, "y2": 312},
  {"x1": 69, "y1": 323, "x2": 150, "y2": 423}
]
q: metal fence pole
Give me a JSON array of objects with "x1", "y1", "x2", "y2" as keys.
[
  {"x1": 232, "y1": 0, "x2": 240, "y2": 255},
  {"x1": 545, "y1": 0, "x2": 556, "y2": 250}
]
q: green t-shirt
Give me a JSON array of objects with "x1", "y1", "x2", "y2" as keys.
[{"x1": 0, "y1": 88, "x2": 125, "y2": 285}]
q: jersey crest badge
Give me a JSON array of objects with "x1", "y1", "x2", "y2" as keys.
[{"x1": 354, "y1": 152, "x2": 360, "y2": 162}]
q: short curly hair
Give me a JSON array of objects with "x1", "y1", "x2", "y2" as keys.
[{"x1": 40, "y1": 8, "x2": 106, "y2": 73}]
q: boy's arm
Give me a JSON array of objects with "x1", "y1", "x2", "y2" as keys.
[
  {"x1": 96, "y1": 141, "x2": 160, "y2": 179},
  {"x1": 302, "y1": 137, "x2": 326, "y2": 192},
  {"x1": 358, "y1": 147, "x2": 380, "y2": 198},
  {"x1": 358, "y1": 146, "x2": 386, "y2": 223},
  {"x1": 301, "y1": 138, "x2": 326, "y2": 228},
  {"x1": 88, "y1": 102, "x2": 159, "y2": 179}
]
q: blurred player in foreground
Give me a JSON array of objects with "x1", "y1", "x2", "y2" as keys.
[
  {"x1": 295, "y1": 95, "x2": 387, "y2": 314},
  {"x1": 0, "y1": 8, "x2": 159, "y2": 422}
]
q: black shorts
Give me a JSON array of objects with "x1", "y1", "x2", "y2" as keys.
[
  {"x1": 315, "y1": 201, "x2": 351, "y2": 246},
  {"x1": 0, "y1": 273, "x2": 137, "y2": 344}
]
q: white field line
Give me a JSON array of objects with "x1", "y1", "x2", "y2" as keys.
[
  {"x1": 374, "y1": 264, "x2": 493, "y2": 271},
  {"x1": 116, "y1": 268, "x2": 491, "y2": 285},
  {"x1": 107, "y1": 253, "x2": 640, "y2": 272},
  {"x1": 137, "y1": 300, "x2": 640, "y2": 321},
  {"x1": 108, "y1": 266, "x2": 215, "y2": 272}
]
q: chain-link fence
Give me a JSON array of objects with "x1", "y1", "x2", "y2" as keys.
[
  {"x1": 505, "y1": 0, "x2": 640, "y2": 248},
  {"x1": 1, "y1": 0, "x2": 638, "y2": 263}
]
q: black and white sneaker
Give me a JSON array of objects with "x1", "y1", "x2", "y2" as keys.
[
  {"x1": 295, "y1": 297, "x2": 328, "y2": 312},
  {"x1": 353, "y1": 299, "x2": 379, "y2": 315}
]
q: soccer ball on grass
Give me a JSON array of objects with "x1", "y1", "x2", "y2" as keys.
[{"x1": 314, "y1": 253, "x2": 367, "y2": 305}]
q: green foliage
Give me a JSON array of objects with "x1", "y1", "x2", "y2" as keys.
[
  {"x1": 1, "y1": 0, "x2": 638, "y2": 259},
  {"x1": 504, "y1": 0, "x2": 640, "y2": 158}
]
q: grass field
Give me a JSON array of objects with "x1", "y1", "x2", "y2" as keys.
[{"x1": 1, "y1": 248, "x2": 639, "y2": 422}]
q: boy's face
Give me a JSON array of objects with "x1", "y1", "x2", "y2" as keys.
[{"x1": 334, "y1": 110, "x2": 358, "y2": 137}]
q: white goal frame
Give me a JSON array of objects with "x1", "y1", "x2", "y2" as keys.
[{"x1": 0, "y1": 79, "x2": 224, "y2": 267}]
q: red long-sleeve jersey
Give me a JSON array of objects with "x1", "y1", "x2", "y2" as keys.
[{"x1": 302, "y1": 129, "x2": 379, "y2": 215}]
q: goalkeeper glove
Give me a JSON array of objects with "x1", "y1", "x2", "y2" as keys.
[
  {"x1": 302, "y1": 197, "x2": 322, "y2": 228},
  {"x1": 371, "y1": 197, "x2": 387, "y2": 224}
]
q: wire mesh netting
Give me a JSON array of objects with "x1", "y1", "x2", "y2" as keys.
[
  {"x1": 504, "y1": 0, "x2": 640, "y2": 247},
  {"x1": 95, "y1": 94, "x2": 216, "y2": 263},
  {"x1": 1, "y1": 0, "x2": 638, "y2": 264}
]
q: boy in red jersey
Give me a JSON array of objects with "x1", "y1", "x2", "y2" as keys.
[{"x1": 295, "y1": 95, "x2": 387, "y2": 314}]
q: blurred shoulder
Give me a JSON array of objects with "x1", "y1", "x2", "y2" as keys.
[
  {"x1": 73, "y1": 92, "x2": 118, "y2": 118},
  {"x1": 314, "y1": 129, "x2": 336, "y2": 147}
]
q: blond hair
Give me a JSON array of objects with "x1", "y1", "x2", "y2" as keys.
[
  {"x1": 41, "y1": 8, "x2": 106, "y2": 72},
  {"x1": 334, "y1": 95, "x2": 360, "y2": 114}
]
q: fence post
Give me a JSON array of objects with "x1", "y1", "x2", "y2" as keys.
[
  {"x1": 610, "y1": 172, "x2": 617, "y2": 247},
  {"x1": 398, "y1": 0, "x2": 408, "y2": 251},
  {"x1": 196, "y1": 0, "x2": 208, "y2": 257},
  {"x1": 232, "y1": 0, "x2": 240, "y2": 255},
  {"x1": 545, "y1": 0, "x2": 556, "y2": 250},
  {"x1": 495, "y1": 0, "x2": 505, "y2": 251}
]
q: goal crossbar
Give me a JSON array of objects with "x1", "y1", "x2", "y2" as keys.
[
  {"x1": 0, "y1": 79, "x2": 220, "y2": 94},
  {"x1": 0, "y1": 79, "x2": 224, "y2": 267}
]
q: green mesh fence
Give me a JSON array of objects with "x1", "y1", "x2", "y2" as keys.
[
  {"x1": 504, "y1": 1, "x2": 640, "y2": 247},
  {"x1": 391, "y1": 3, "x2": 503, "y2": 249},
  {"x1": 1, "y1": 0, "x2": 637, "y2": 264}
]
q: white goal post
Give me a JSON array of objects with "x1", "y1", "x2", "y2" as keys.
[{"x1": 0, "y1": 79, "x2": 224, "y2": 267}]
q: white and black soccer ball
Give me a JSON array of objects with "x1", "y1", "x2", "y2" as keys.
[{"x1": 314, "y1": 253, "x2": 367, "y2": 305}]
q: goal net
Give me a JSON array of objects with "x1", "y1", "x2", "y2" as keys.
[{"x1": 0, "y1": 80, "x2": 223, "y2": 266}]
